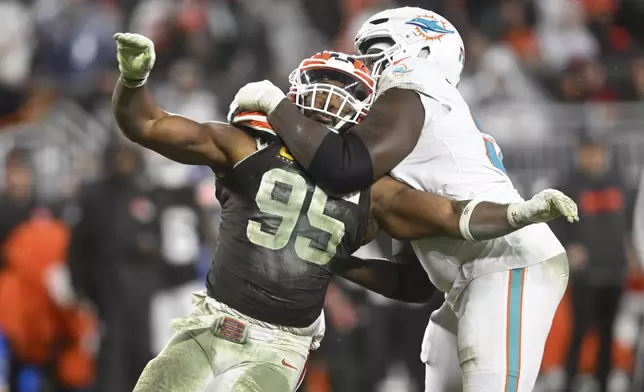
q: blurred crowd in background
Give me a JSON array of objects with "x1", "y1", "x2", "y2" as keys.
[{"x1": 2, "y1": 0, "x2": 644, "y2": 391}]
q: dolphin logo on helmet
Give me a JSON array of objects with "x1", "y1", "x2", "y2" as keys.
[{"x1": 406, "y1": 17, "x2": 455, "y2": 37}]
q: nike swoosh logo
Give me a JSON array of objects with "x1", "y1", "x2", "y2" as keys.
[
  {"x1": 392, "y1": 56, "x2": 411, "y2": 66},
  {"x1": 282, "y1": 358, "x2": 298, "y2": 370}
]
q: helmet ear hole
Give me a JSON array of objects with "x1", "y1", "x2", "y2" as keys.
[
  {"x1": 419, "y1": 47, "x2": 430, "y2": 58},
  {"x1": 370, "y1": 18, "x2": 389, "y2": 25}
]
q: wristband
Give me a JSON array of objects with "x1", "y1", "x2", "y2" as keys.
[
  {"x1": 506, "y1": 203, "x2": 527, "y2": 229},
  {"x1": 119, "y1": 74, "x2": 147, "y2": 89},
  {"x1": 458, "y1": 197, "x2": 485, "y2": 242}
]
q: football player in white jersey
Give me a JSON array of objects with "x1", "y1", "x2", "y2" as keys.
[{"x1": 232, "y1": 7, "x2": 572, "y2": 392}]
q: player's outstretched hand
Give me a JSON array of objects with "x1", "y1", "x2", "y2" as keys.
[
  {"x1": 507, "y1": 189, "x2": 579, "y2": 227},
  {"x1": 232, "y1": 80, "x2": 287, "y2": 115},
  {"x1": 114, "y1": 32, "x2": 156, "y2": 88}
]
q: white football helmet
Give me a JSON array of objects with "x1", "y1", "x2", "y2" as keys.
[
  {"x1": 354, "y1": 7, "x2": 465, "y2": 85},
  {"x1": 288, "y1": 51, "x2": 376, "y2": 132}
]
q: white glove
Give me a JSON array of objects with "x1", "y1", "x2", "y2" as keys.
[
  {"x1": 232, "y1": 80, "x2": 287, "y2": 115},
  {"x1": 227, "y1": 99, "x2": 241, "y2": 123},
  {"x1": 114, "y1": 32, "x2": 156, "y2": 88},
  {"x1": 507, "y1": 189, "x2": 579, "y2": 228}
]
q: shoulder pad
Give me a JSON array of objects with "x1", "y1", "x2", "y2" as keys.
[
  {"x1": 230, "y1": 111, "x2": 276, "y2": 136},
  {"x1": 376, "y1": 57, "x2": 455, "y2": 107},
  {"x1": 230, "y1": 111, "x2": 277, "y2": 147}
]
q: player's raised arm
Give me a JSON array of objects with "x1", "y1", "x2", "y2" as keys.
[
  {"x1": 112, "y1": 33, "x2": 254, "y2": 170},
  {"x1": 231, "y1": 81, "x2": 424, "y2": 195},
  {"x1": 371, "y1": 177, "x2": 579, "y2": 241}
]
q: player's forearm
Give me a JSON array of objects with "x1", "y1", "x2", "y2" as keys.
[
  {"x1": 112, "y1": 81, "x2": 167, "y2": 142},
  {"x1": 375, "y1": 202, "x2": 451, "y2": 240},
  {"x1": 452, "y1": 200, "x2": 517, "y2": 241},
  {"x1": 372, "y1": 180, "x2": 458, "y2": 240},
  {"x1": 267, "y1": 100, "x2": 329, "y2": 167},
  {"x1": 456, "y1": 189, "x2": 580, "y2": 241},
  {"x1": 113, "y1": 80, "x2": 237, "y2": 167},
  {"x1": 267, "y1": 100, "x2": 374, "y2": 195},
  {"x1": 267, "y1": 90, "x2": 424, "y2": 195},
  {"x1": 375, "y1": 185, "x2": 518, "y2": 241},
  {"x1": 338, "y1": 257, "x2": 435, "y2": 303}
]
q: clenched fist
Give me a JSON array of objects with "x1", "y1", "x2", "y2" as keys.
[{"x1": 114, "y1": 32, "x2": 156, "y2": 88}]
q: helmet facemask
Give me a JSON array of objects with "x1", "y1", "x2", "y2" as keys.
[
  {"x1": 356, "y1": 38, "x2": 403, "y2": 84},
  {"x1": 288, "y1": 53, "x2": 375, "y2": 133}
]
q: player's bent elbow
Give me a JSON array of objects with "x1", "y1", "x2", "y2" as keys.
[
  {"x1": 113, "y1": 109, "x2": 146, "y2": 141},
  {"x1": 116, "y1": 124, "x2": 149, "y2": 148},
  {"x1": 308, "y1": 134, "x2": 374, "y2": 195},
  {"x1": 115, "y1": 124, "x2": 138, "y2": 140},
  {"x1": 118, "y1": 116, "x2": 163, "y2": 146}
]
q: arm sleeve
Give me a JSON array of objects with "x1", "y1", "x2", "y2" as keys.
[
  {"x1": 266, "y1": 88, "x2": 426, "y2": 194},
  {"x1": 335, "y1": 254, "x2": 435, "y2": 303},
  {"x1": 389, "y1": 240, "x2": 435, "y2": 302},
  {"x1": 309, "y1": 132, "x2": 374, "y2": 193},
  {"x1": 386, "y1": 260, "x2": 436, "y2": 303}
]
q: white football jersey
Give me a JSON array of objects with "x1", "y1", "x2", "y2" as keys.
[{"x1": 378, "y1": 57, "x2": 565, "y2": 306}]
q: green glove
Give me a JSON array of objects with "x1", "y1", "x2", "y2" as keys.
[
  {"x1": 114, "y1": 32, "x2": 156, "y2": 88},
  {"x1": 507, "y1": 189, "x2": 580, "y2": 227}
]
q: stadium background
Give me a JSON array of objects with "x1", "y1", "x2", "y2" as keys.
[{"x1": 1, "y1": 0, "x2": 644, "y2": 391}]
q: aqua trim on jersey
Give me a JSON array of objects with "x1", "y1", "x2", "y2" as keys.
[
  {"x1": 484, "y1": 138, "x2": 506, "y2": 173},
  {"x1": 505, "y1": 268, "x2": 526, "y2": 392},
  {"x1": 471, "y1": 112, "x2": 507, "y2": 173}
]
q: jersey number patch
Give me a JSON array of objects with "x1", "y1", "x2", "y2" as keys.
[
  {"x1": 247, "y1": 169, "x2": 350, "y2": 265},
  {"x1": 482, "y1": 135, "x2": 506, "y2": 173},
  {"x1": 472, "y1": 113, "x2": 506, "y2": 173}
]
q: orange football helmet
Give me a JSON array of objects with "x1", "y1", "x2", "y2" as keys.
[{"x1": 288, "y1": 51, "x2": 376, "y2": 132}]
